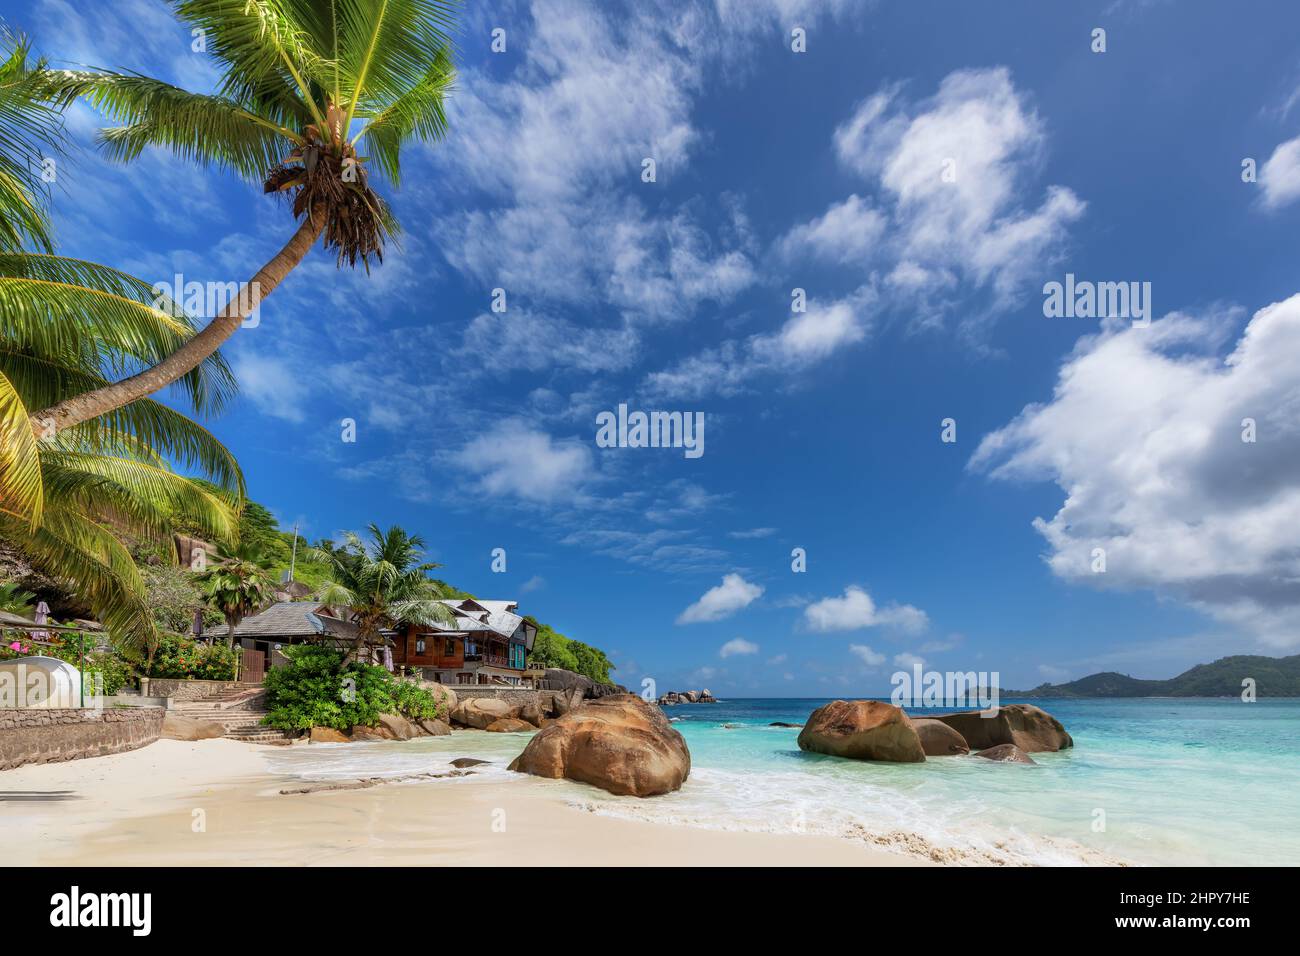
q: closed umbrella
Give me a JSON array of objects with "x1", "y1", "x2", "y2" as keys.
[{"x1": 32, "y1": 601, "x2": 50, "y2": 642}]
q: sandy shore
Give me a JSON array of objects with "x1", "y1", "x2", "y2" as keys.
[{"x1": 1, "y1": 740, "x2": 925, "y2": 866}]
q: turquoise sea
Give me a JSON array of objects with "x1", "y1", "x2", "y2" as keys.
[{"x1": 270, "y1": 697, "x2": 1300, "y2": 865}]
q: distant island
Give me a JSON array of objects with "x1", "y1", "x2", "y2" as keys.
[{"x1": 1005, "y1": 655, "x2": 1300, "y2": 698}]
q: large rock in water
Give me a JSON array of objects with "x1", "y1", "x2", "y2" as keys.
[
  {"x1": 975, "y1": 744, "x2": 1036, "y2": 764},
  {"x1": 797, "y1": 700, "x2": 926, "y2": 762},
  {"x1": 162, "y1": 714, "x2": 225, "y2": 741},
  {"x1": 912, "y1": 718, "x2": 970, "y2": 756},
  {"x1": 485, "y1": 717, "x2": 535, "y2": 733},
  {"x1": 310, "y1": 726, "x2": 351, "y2": 743},
  {"x1": 932, "y1": 704, "x2": 1072, "y2": 753},
  {"x1": 377, "y1": 713, "x2": 414, "y2": 740},
  {"x1": 451, "y1": 697, "x2": 516, "y2": 729},
  {"x1": 508, "y1": 694, "x2": 690, "y2": 796}
]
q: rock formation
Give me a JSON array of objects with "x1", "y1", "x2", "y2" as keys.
[{"x1": 509, "y1": 694, "x2": 690, "y2": 796}]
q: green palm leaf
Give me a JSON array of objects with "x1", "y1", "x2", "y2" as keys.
[{"x1": 0, "y1": 368, "x2": 42, "y2": 528}]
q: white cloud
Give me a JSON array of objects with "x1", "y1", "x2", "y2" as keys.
[
  {"x1": 729, "y1": 527, "x2": 778, "y2": 539},
  {"x1": 231, "y1": 353, "x2": 309, "y2": 423},
  {"x1": 777, "y1": 194, "x2": 885, "y2": 265},
  {"x1": 520, "y1": 575, "x2": 545, "y2": 593},
  {"x1": 971, "y1": 295, "x2": 1300, "y2": 646},
  {"x1": 893, "y1": 652, "x2": 926, "y2": 670},
  {"x1": 849, "y1": 644, "x2": 885, "y2": 666},
  {"x1": 642, "y1": 288, "x2": 875, "y2": 400},
  {"x1": 719, "y1": 637, "x2": 759, "y2": 658},
  {"x1": 677, "y1": 573, "x2": 764, "y2": 624},
  {"x1": 455, "y1": 419, "x2": 593, "y2": 503},
  {"x1": 433, "y1": 0, "x2": 755, "y2": 323},
  {"x1": 1260, "y1": 135, "x2": 1300, "y2": 210},
  {"x1": 793, "y1": 67, "x2": 1084, "y2": 330},
  {"x1": 803, "y1": 585, "x2": 929, "y2": 633}
]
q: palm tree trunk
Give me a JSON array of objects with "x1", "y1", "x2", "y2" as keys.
[
  {"x1": 226, "y1": 621, "x2": 236, "y2": 651},
  {"x1": 29, "y1": 212, "x2": 325, "y2": 436}
]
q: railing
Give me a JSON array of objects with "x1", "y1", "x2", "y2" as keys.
[{"x1": 465, "y1": 654, "x2": 511, "y2": 667}]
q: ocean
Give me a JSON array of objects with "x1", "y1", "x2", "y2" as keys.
[{"x1": 267, "y1": 696, "x2": 1300, "y2": 865}]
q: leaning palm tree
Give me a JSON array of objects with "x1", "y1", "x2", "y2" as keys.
[
  {"x1": 29, "y1": 0, "x2": 458, "y2": 437},
  {"x1": 311, "y1": 524, "x2": 454, "y2": 664},
  {"x1": 198, "y1": 542, "x2": 275, "y2": 648}
]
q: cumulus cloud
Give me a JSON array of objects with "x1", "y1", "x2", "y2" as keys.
[
  {"x1": 1260, "y1": 135, "x2": 1300, "y2": 210},
  {"x1": 849, "y1": 644, "x2": 885, "y2": 666},
  {"x1": 455, "y1": 419, "x2": 593, "y2": 503},
  {"x1": 719, "y1": 637, "x2": 759, "y2": 658},
  {"x1": 971, "y1": 296, "x2": 1300, "y2": 645},
  {"x1": 803, "y1": 586, "x2": 929, "y2": 633},
  {"x1": 790, "y1": 67, "x2": 1084, "y2": 327},
  {"x1": 678, "y1": 573, "x2": 764, "y2": 624}
]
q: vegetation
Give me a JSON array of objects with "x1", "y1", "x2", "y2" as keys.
[
  {"x1": 146, "y1": 633, "x2": 238, "y2": 681},
  {"x1": 526, "y1": 617, "x2": 615, "y2": 685},
  {"x1": 1008, "y1": 655, "x2": 1300, "y2": 698},
  {"x1": 312, "y1": 524, "x2": 455, "y2": 661},
  {"x1": 30, "y1": 0, "x2": 460, "y2": 434},
  {"x1": 261, "y1": 643, "x2": 446, "y2": 732},
  {"x1": 198, "y1": 542, "x2": 275, "y2": 647}
]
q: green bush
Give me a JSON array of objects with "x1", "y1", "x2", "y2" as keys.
[
  {"x1": 262, "y1": 644, "x2": 410, "y2": 731},
  {"x1": 390, "y1": 679, "x2": 447, "y2": 722},
  {"x1": 147, "y1": 634, "x2": 238, "y2": 681}
]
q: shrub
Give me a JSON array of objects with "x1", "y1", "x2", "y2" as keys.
[
  {"x1": 262, "y1": 644, "x2": 404, "y2": 731},
  {"x1": 147, "y1": 634, "x2": 238, "y2": 681},
  {"x1": 390, "y1": 679, "x2": 447, "y2": 722}
]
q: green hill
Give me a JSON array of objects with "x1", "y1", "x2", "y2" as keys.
[{"x1": 1009, "y1": 655, "x2": 1300, "y2": 697}]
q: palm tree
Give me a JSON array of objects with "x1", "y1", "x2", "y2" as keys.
[
  {"x1": 311, "y1": 524, "x2": 455, "y2": 663},
  {"x1": 198, "y1": 542, "x2": 275, "y2": 648},
  {"x1": 29, "y1": 0, "x2": 458, "y2": 437},
  {"x1": 0, "y1": 25, "x2": 244, "y2": 650}
]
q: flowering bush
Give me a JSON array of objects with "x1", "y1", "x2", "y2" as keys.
[{"x1": 147, "y1": 633, "x2": 238, "y2": 681}]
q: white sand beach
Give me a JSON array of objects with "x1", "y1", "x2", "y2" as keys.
[{"x1": 1, "y1": 739, "x2": 925, "y2": 866}]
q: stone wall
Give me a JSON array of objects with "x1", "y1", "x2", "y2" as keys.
[
  {"x1": 441, "y1": 686, "x2": 565, "y2": 710},
  {"x1": 142, "y1": 678, "x2": 257, "y2": 700},
  {"x1": 0, "y1": 706, "x2": 165, "y2": 771}
]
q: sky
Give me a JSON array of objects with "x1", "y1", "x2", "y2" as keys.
[{"x1": 7, "y1": 0, "x2": 1300, "y2": 696}]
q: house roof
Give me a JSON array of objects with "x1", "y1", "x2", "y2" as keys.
[{"x1": 202, "y1": 602, "x2": 355, "y2": 641}]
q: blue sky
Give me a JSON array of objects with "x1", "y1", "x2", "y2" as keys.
[{"x1": 9, "y1": 0, "x2": 1300, "y2": 695}]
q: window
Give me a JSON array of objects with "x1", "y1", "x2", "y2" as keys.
[
  {"x1": 415, "y1": 638, "x2": 426, "y2": 654},
  {"x1": 445, "y1": 638, "x2": 456, "y2": 656}
]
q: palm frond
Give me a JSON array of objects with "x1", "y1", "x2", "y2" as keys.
[
  {"x1": 0, "y1": 253, "x2": 239, "y2": 414},
  {"x1": 3, "y1": 509, "x2": 155, "y2": 650},
  {"x1": 0, "y1": 368, "x2": 42, "y2": 528},
  {"x1": 353, "y1": 44, "x2": 454, "y2": 184},
  {"x1": 0, "y1": 29, "x2": 60, "y2": 252},
  {"x1": 41, "y1": 450, "x2": 239, "y2": 543},
  {"x1": 42, "y1": 70, "x2": 299, "y2": 182},
  {"x1": 0, "y1": 349, "x2": 244, "y2": 494}
]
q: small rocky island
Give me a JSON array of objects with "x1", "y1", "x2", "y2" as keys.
[{"x1": 656, "y1": 688, "x2": 717, "y2": 705}]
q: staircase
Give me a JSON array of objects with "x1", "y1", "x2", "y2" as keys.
[{"x1": 172, "y1": 686, "x2": 296, "y2": 746}]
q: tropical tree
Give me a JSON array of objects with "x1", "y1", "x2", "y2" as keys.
[
  {"x1": 29, "y1": 0, "x2": 458, "y2": 437},
  {"x1": 311, "y1": 524, "x2": 455, "y2": 663},
  {"x1": 198, "y1": 542, "x2": 275, "y2": 648},
  {"x1": 0, "y1": 24, "x2": 243, "y2": 652}
]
